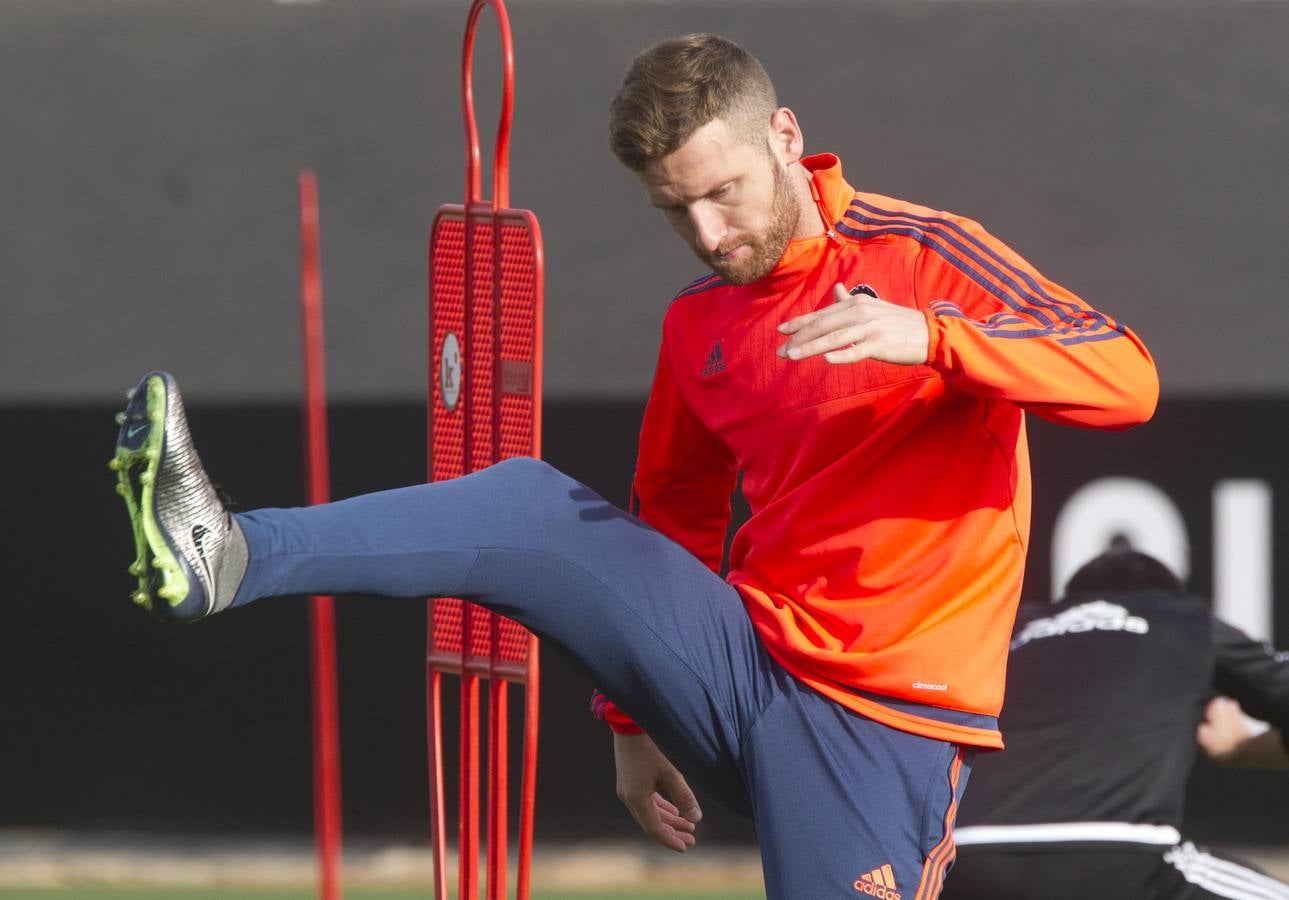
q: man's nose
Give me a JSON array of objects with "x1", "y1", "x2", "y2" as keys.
[{"x1": 688, "y1": 206, "x2": 727, "y2": 254}]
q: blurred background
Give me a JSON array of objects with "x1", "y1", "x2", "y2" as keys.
[{"x1": 3, "y1": 0, "x2": 1288, "y2": 893}]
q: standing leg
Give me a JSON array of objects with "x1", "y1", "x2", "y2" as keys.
[{"x1": 741, "y1": 672, "x2": 972, "y2": 900}]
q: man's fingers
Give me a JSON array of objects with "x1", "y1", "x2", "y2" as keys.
[
  {"x1": 661, "y1": 769, "x2": 703, "y2": 823},
  {"x1": 778, "y1": 284, "x2": 856, "y2": 335},
  {"x1": 822, "y1": 341, "x2": 880, "y2": 365},
  {"x1": 654, "y1": 793, "x2": 696, "y2": 831},
  {"x1": 658, "y1": 808, "x2": 698, "y2": 833},
  {"x1": 785, "y1": 323, "x2": 873, "y2": 362},
  {"x1": 626, "y1": 793, "x2": 695, "y2": 853},
  {"x1": 780, "y1": 281, "x2": 882, "y2": 341},
  {"x1": 777, "y1": 308, "x2": 824, "y2": 336},
  {"x1": 653, "y1": 795, "x2": 680, "y2": 817},
  {"x1": 778, "y1": 283, "x2": 857, "y2": 335},
  {"x1": 779, "y1": 292, "x2": 929, "y2": 366},
  {"x1": 777, "y1": 306, "x2": 861, "y2": 357},
  {"x1": 659, "y1": 826, "x2": 697, "y2": 852}
]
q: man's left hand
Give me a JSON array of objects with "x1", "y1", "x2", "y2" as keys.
[{"x1": 777, "y1": 282, "x2": 929, "y2": 366}]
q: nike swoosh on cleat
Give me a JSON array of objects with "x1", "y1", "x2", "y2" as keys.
[
  {"x1": 127, "y1": 423, "x2": 148, "y2": 439},
  {"x1": 191, "y1": 524, "x2": 216, "y2": 605}
]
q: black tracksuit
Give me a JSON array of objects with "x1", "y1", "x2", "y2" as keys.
[{"x1": 942, "y1": 589, "x2": 1289, "y2": 900}]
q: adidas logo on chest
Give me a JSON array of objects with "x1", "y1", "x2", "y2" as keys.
[{"x1": 700, "y1": 341, "x2": 727, "y2": 377}]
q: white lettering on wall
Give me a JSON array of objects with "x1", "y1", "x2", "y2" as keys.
[
  {"x1": 1214, "y1": 480, "x2": 1273, "y2": 641},
  {"x1": 1051, "y1": 477, "x2": 1190, "y2": 598}
]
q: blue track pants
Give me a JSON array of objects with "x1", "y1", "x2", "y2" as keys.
[{"x1": 233, "y1": 457, "x2": 971, "y2": 898}]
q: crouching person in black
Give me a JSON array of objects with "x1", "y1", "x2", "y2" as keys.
[{"x1": 943, "y1": 550, "x2": 1289, "y2": 900}]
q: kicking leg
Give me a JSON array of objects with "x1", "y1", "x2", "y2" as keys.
[
  {"x1": 111, "y1": 371, "x2": 770, "y2": 811},
  {"x1": 236, "y1": 457, "x2": 778, "y2": 809}
]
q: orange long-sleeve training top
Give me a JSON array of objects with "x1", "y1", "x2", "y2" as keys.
[{"x1": 595, "y1": 153, "x2": 1158, "y2": 748}]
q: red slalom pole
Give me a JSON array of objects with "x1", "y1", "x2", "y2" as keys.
[{"x1": 299, "y1": 169, "x2": 344, "y2": 900}]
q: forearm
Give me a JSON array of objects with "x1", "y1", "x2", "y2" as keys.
[
  {"x1": 911, "y1": 215, "x2": 1158, "y2": 429},
  {"x1": 1211, "y1": 727, "x2": 1289, "y2": 770},
  {"x1": 925, "y1": 307, "x2": 1158, "y2": 428},
  {"x1": 1212, "y1": 619, "x2": 1289, "y2": 732}
]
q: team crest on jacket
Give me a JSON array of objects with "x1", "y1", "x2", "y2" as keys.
[{"x1": 848, "y1": 283, "x2": 880, "y2": 299}]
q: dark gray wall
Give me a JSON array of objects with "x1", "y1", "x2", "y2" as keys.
[
  {"x1": 3, "y1": 0, "x2": 1288, "y2": 402},
  {"x1": 6, "y1": 398, "x2": 1289, "y2": 842}
]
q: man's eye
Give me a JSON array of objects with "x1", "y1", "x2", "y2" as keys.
[{"x1": 711, "y1": 186, "x2": 730, "y2": 199}]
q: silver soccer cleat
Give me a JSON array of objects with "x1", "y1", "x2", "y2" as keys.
[{"x1": 109, "y1": 371, "x2": 245, "y2": 622}]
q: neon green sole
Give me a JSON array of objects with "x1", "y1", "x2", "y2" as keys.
[{"x1": 108, "y1": 374, "x2": 190, "y2": 612}]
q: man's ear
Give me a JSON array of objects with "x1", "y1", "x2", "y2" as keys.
[{"x1": 769, "y1": 107, "x2": 804, "y2": 166}]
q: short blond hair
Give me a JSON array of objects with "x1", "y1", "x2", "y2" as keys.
[{"x1": 609, "y1": 34, "x2": 778, "y2": 171}]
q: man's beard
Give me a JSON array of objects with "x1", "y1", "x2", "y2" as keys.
[{"x1": 700, "y1": 161, "x2": 800, "y2": 286}]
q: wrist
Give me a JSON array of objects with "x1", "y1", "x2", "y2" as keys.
[
  {"x1": 608, "y1": 719, "x2": 646, "y2": 736},
  {"x1": 922, "y1": 308, "x2": 943, "y2": 368}
]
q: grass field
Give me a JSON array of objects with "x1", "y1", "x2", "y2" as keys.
[
  {"x1": 0, "y1": 832, "x2": 767, "y2": 899},
  {"x1": 0, "y1": 891, "x2": 762, "y2": 900}
]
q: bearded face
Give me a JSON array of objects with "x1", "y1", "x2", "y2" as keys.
[
  {"x1": 641, "y1": 117, "x2": 808, "y2": 287},
  {"x1": 694, "y1": 159, "x2": 799, "y2": 285}
]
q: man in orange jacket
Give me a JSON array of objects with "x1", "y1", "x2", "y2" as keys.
[{"x1": 111, "y1": 33, "x2": 1156, "y2": 898}]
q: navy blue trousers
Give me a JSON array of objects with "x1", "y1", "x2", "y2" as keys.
[{"x1": 234, "y1": 457, "x2": 970, "y2": 898}]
